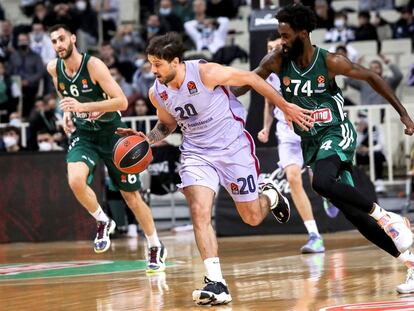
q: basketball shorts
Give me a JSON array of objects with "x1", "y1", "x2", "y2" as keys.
[
  {"x1": 301, "y1": 119, "x2": 356, "y2": 170},
  {"x1": 66, "y1": 121, "x2": 141, "y2": 192},
  {"x1": 177, "y1": 130, "x2": 260, "y2": 202},
  {"x1": 277, "y1": 140, "x2": 304, "y2": 170}
]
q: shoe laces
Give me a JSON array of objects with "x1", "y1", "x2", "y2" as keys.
[
  {"x1": 96, "y1": 221, "x2": 106, "y2": 240},
  {"x1": 148, "y1": 247, "x2": 159, "y2": 264},
  {"x1": 405, "y1": 268, "x2": 414, "y2": 284}
]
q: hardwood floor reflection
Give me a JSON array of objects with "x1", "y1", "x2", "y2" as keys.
[{"x1": 0, "y1": 231, "x2": 412, "y2": 311}]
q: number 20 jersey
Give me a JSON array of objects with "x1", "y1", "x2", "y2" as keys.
[
  {"x1": 279, "y1": 47, "x2": 347, "y2": 138},
  {"x1": 152, "y1": 59, "x2": 244, "y2": 152}
]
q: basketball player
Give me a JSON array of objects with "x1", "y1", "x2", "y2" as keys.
[
  {"x1": 258, "y1": 36, "x2": 324, "y2": 253},
  {"x1": 46, "y1": 24, "x2": 166, "y2": 273},
  {"x1": 116, "y1": 32, "x2": 314, "y2": 305},
  {"x1": 232, "y1": 4, "x2": 414, "y2": 293}
]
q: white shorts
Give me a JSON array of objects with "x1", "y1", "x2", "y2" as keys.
[
  {"x1": 178, "y1": 130, "x2": 260, "y2": 202},
  {"x1": 277, "y1": 140, "x2": 304, "y2": 170}
]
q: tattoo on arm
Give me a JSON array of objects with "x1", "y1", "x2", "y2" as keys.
[{"x1": 147, "y1": 121, "x2": 172, "y2": 144}]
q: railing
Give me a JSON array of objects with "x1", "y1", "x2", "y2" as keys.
[{"x1": 1, "y1": 107, "x2": 414, "y2": 187}]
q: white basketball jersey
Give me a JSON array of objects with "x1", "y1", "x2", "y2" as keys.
[{"x1": 152, "y1": 60, "x2": 244, "y2": 152}]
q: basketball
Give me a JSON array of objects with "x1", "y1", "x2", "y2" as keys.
[{"x1": 112, "y1": 135, "x2": 153, "y2": 174}]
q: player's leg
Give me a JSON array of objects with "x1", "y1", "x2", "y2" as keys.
[
  {"x1": 67, "y1": 138, "x2": 115, "y2": 253},
  {"x1": 120, "y1": 190, "x2": 166, "y2": 273}
]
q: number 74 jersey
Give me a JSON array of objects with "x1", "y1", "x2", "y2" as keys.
[
  {"x1": 279, "y1": 47, "x2": 346, "y2": 137},
  {"x1": 152, "y1": 59, "x2": 244, "y2": 152}
]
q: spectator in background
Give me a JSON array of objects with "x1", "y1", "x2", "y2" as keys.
[
  {"x1": 28, "y1": 97, "x2": 60, "y2": 150},
  {"x1": 36, "y1": 130, "x2": 64, "y2": 152},
  {"x1": 359, "y1": 0, "x2": 393, "y2": 11},
  {"x1": 111, "y1": 23, "x2": 145, "y2": 63},
  {"x1": 110, "y1": 66, "x2": 135, "y2": 98},
  {"x1": 8, "y1": 32, "x2": 44, "y2": 118},
  {"x1": 325, "y1": 11, "x2": 355, "y2": 43},
  {"x1": 91, "y1": 0, "x2": 119, "y2": 41},
  {"x1": 32, "y1": 2, "x2": 53, "y2": 28},
  {"x1": 132, "y1": 98, "x2": 150, "y2": 133},
  {"x1": 355, "y1": 114, "x2": 387, "y2": 193},
  {"x1": 354, "y1": 11, "x2": 378, "y2": 41},
  {"x1": 393, "y1": 6, "x2": 414, "y2": 45},
  {"x1": 0, "y1": 126, "x2": 25, "y2": 153},
  {"x1": 132, "y1": 61, "x2": 156, "y2": 98},
  {"x1": 174, "y1": 0, "x2": 194, "y2": 23},
  {"x1": 48, "y1": 3, "x2": 80, "y2": 34},
  {"x1": 142, "y1": 15, "x2": 167, "y2": 44},
  {"x1": 314, "y1": 0, "x2": 335, "y2": 29},
  {"x1": 8, "y1": 112, "x2": 23, "y2": 128},
  {"x1": 0, "y1": 20, "x2": 14, "y2": 61},
  {"x1": 99, "y1": 41, "x2": 135, "y2": 82},
  {"x1": 373, "y1": 12, "x2": 393, "y2": 41},
  {"x1": 346, "y1": 55, "x2": 403, "y2": 106},
  {"x1": 73, "y1": 0, "x2": 99, "y2": 51},
  {"x1": 206, "y1": 0, "x2": 238, "y2": 19},
  {"x1": 159, "y1": 0, "x2": 184, "y2": 33},
  {"x1": 0, "y1": 61, "x2": 19, "y2": 123},
  {"x1": 332, "y1": 43, "x2": 358, "y2": 62},
  {"x1": 30, "y1": 23, "x2": 55, "y2": 66}
]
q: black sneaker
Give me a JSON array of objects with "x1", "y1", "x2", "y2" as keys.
[
  {"x1": 94, "y1": 219, "x2": 116, "y2": 253},
  {"x1": 192, "y1": 276, "x2": 232, "y2": 305},
  {"x1": 260, "y1": 180, "x2": 290, "y2": 223},
  {"x1": 146, "y1": 242, "x2": 167, "y2": 273}
]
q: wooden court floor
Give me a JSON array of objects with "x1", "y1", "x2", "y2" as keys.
[{"x1": 1, "y1": 231, "x2": 414, "y2": 311}]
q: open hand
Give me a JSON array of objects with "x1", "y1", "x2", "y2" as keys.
[{"x1": 282, "y1": 102, "x2": 314, "y2": 131}]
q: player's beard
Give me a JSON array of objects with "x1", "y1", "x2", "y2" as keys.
[
  {"x1": 159, "y1": 68, "x2": 176, "y2": 85},
  {"x1": 282, "y1": 36, "x2": 304, "y2": 61},
  {"x1": 59, "y1": 42, "x2": 74, "y2": 60}
]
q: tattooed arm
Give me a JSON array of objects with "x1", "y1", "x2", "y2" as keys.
[{"x1": 115, "y1": 87, "x2": 177, "y2": 143}]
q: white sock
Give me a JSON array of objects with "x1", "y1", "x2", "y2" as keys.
[
  {"x1": 204, "y1": 257, "x2": 225, "y2": 283},
  {"x1": 304, "y1": 220, "x2": 320, "y2": 236},
  {"x1": 398, "y1": 250, "x2": 414, "y2": 268},
  {"x1": 90, "y1": 205, "x2": 109, "y2": 222},
  {"x1": 262, "y1": 188, "x2": 278, "y2": 208},
  {"x1": 145, "y1": 231, "x2": 161, "y2": 248},
  {"x1": 369, "y1": 203, "x2": 388, "y2": 221}
]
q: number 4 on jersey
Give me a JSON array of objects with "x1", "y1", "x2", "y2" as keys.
[{"x1": 320, "y1": 140, "x2": 332, "y2": 150}]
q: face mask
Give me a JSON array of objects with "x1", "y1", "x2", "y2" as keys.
[
  {"x1": 147, "y1": 26, "x2": 159, "y2": 34},
  {"x1": 143, "y1": 72, "x2": 155, "y2": 79},
  {"x1": 38, "y1": 141, "x2": 53, "y2": 151},
  {"x1": 135, "y1": 58, "x2": 145, "y2": 68},
  {"x1": 33, "y1": 33, "x2": 43, "y2": 42},
  {"x1": 18, "y1": 43, "x2": 29, "y2": 50},
  {"x1": 76, "y1": 1, "x2": 87, "y2": 11},
  {"x1": 9, "y1": 119, "x2": 22, "y2": 127},
  {"x1": 334, "y1": 19, "x2": 345, "y2": 29},
  {"x1": 3, "y1": 136, "x2": 17, "y2": 148},
  {"x1": 123, "y1": 34, "x2": 132, "y2": 43},
  {"x1": 159, "y1": 8, "x2": 172, "y2": 16}
]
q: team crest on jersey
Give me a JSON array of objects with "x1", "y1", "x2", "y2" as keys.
[
  {"x1": 159, "y1": 91, "x2": 168, "y2": 101},
  {"x1": 187, "y1": 81, "x2": 198, "y2": 95},
  {"x1": 230, "y1": 183, "x2": 239, "y2": 195},
  {"x1": 282, "y1": 76, "x2": 290, "y2": 86},
  {"x1": 317, "y1": 75, "x2": 325, "y2": 88},
  {"x1": 82, "y1": 79, "x2": 88, "y2": 89},
  {"x1": 59, "y1": 82, "x2": 65, "y2": 91}
]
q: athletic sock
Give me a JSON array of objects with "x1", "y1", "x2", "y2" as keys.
[
  {"x1": 145, "y1": 231, "x2": 161, "y2": 248},
  {"x1": 304, "y1": 220, "x2": 320, "y2": 236},
  {"x1": 204, "y1": 257, "x2": 225, "y2": 284},
  {"x1": 90, "y1": 205, "x2": 110, "y2": 222}
]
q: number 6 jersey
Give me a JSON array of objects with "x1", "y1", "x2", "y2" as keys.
[{"x1": 152, "y1": 59, "x2": 244, "y2": 152}]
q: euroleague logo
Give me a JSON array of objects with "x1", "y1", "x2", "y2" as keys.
[
  {"x1": 159, "y1": 91, "x2": 168, "y2": 101},
  {"x1": 123, "y1": 140, "x2": 130, "y2": 147},
  {"x1": 187, "y1": 81, "x2": 198, "y2": 95}
]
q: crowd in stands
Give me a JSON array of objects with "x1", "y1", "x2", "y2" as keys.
[{"x1": 0, "y1": 0, "x2": 413, "y2": 156}]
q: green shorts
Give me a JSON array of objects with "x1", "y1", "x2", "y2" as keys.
[
  {"x1": 301, "y1": 118, "x2": 356, "y2": 172},
  {"x1": 66, "y1": 121, "x2": 141, "y2": 192}
]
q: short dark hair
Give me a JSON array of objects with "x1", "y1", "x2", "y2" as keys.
[
  {"x1": 146, "y1": 32, "x2": 184, "y2": 62},
  {"x1": 49, "y1": 24, "x2": 72, "y2": 34},
  {"x1": 275, "y1": 4, "x2": 317, "y2": 33},
  {"x1": 3, "y1": 126, "x2": 19, "y2": 136}
]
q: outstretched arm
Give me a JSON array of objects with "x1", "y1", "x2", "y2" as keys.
[
  {"x1": 200, "y1": 62, "x2": 313, "y2": 131},
  {"x1": 326, "y1": 53, "x2": 414, "y2": 135}
]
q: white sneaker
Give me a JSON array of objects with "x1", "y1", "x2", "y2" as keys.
[
  {"x1": 397, "y1": 267, "x2": 414, "y2": 294},
  {"x1": 377, "y1": 212, "x2": 413, "y2": 253},
  {"x1": 94, "y1": 219, "x2": 116, "y2": 253},
  {"x1": 192, "y1": 277, "x2": 232, "y2": 305}
]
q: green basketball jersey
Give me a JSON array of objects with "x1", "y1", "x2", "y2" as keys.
[
  {"x1": 279, "y1": 47, "x2": 346, "y2": 137},
  {"x1": 56, "y1": 53, "x2": 120, "y2": 131}
]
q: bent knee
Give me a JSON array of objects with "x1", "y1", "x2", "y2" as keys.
[
  {"x1": 68, "y1": 175, "x2": 87, "y2": 193},
  {"x1": 241, "y1": 212, "x2": 262, "y2": 227}
]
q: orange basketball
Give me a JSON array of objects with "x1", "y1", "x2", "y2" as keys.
[{"x1": 112, "y1": 135, "x2": 153, "y2": 174}]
